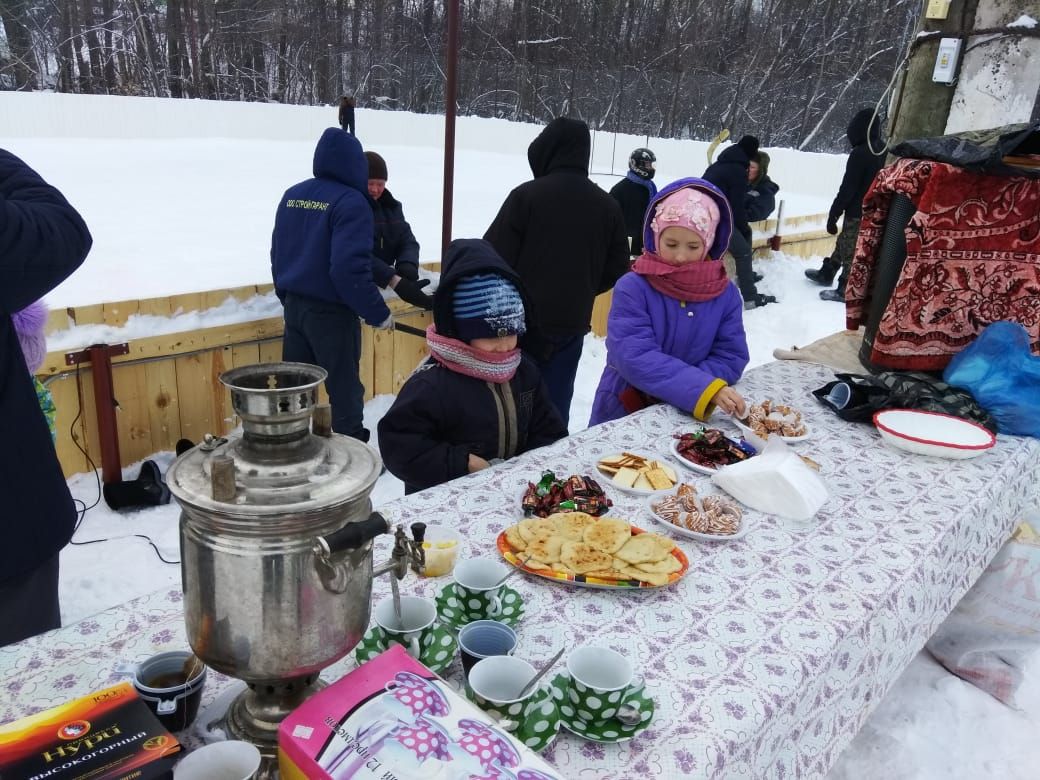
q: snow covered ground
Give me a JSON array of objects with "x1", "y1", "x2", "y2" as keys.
[{"x1": 3, "y1": 94, "x2": 1037, "y2": 778}]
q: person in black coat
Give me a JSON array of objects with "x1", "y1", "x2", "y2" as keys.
[
  {"x1": 484, "y1": 117, "x2": 630, "y2": 427},
  {"x1": 0, "y1": 149, "x2": 92, "y2": 646},
  {"x1": 366, "y1": 151, "x2": 421, "y2": 282},
  {"x1": 609, "y1": 147, "x2": 657, "y2": 256},
  {"x1": 338, "y1": 96, "x2": 356, "y2": 135},
  {"x1": 378, "y1": 239, "x2": 567, "y2": 495},
  {"x1": 806, "y1": 108, "x2": 887, "y2": 301},
  {"x1": 703, "y1": 135, "x2": 775, "y2": 308},
  {"x1": 744, "y1": 151, "x2": 779, "y2": 223}
]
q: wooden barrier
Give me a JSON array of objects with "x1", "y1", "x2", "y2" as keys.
[
  {"x1": 39, "y1": 289, "x2": 431, "y2": 477},
  {"x1": 40, "y1": 215, "x2": 831, "y2": 478}
]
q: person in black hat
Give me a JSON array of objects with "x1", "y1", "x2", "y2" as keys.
[
  {"x1": 365, "y1": 151, "x2": 423, "y2": 284},
  {"x1": 703, "y1": 135, "x2": 777, "y2": 309},
  {"x1": 378, "y1": 239, "x2": 567, "y2": 494}
]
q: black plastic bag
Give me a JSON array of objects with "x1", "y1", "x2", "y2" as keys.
[{"x1": 813, "y1": 371, "x2": 997, "y2": 432}]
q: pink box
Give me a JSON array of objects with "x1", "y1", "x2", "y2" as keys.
[{"x1": 278, "y1": 644, "x2": 564, "y2": 779}]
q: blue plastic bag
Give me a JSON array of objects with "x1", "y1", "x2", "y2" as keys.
[{"x1": 944, "y1": 321, "x2": 1040, "y2": 437}]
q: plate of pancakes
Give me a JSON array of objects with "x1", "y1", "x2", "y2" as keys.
[{"x1": 497, "y1": 511, "x2": 689, "y2": 589}]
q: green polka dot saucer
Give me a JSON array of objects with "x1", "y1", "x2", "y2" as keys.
[
  {"x1": 435, "y1": 583, "x2": 525, "y2": 631},
  {"x1": 465, "y1": 683, "x2": 562, "y2": 753},
  {"x1": 549, "y1": 673, "x2": 655, "y2": 743},
  {"x1": 354, "y1": 625, "x2": 458, "y2": 674}
]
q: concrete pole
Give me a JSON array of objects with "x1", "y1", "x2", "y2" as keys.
[
  {"x1": 888, "y1": 0, "x2": 980, "y2": 145},
  {"x1": 946, "y1": 0, "x2": 1040, "y2": 133}
]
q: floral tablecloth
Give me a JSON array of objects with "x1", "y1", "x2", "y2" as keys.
[{"x1": 3, "y1": 361, "x2": 1038, "y2": 779}]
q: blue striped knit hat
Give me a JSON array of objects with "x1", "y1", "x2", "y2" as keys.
[{"x1": 452, "y1": 273, "x2": 527, "y2": 342}]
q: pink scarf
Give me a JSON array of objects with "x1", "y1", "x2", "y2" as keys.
[
  {"x1": 425, "y1": 325, "x2": 521, "y2": 383},
  {"x1": 631, "y1": 252, "x2": 730, "y2": 302}
]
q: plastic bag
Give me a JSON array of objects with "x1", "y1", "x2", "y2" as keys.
[
  {"x1": 927, "y1": 522, "x2": 1040, "y2": 707},
  {"x1": 812, "y1": 371, "x2": 997, "y2": 431},
  {"x1": 711, "y1": 436, "x2": 828, "y2": 521},
  {"x1": 943, "y1": 321, "x2": 1040, "y2": 437}
]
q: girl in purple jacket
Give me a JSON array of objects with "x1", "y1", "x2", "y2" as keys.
[{"x1": 589, "y1": 178, "x2": 750, "y2": 426}]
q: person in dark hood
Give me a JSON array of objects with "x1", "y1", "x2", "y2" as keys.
[
  {"x1": 806, "y1": 107, "x2": 886, "y2": 301},
  {"x1": 745, "y1": 151, "x2": 779, "y2": 222},
  {"x1": 610, "y1": 147, "x2": 658, "y2": 256},
  {"x1": 378, "y1": 239, "x2": 567, "y2": 494},
  {"x1": 1, "y1": 148, "x2": 92, "y2": 646},
  {"x1": 703, "y1": 135, "x2": 776, "y2": 309},
  {"x1": 271, "y1": 128, "x2": 396, "y2": 442},
  {"x1": 365, "y1": 151, "x2": 422, "y2": 283},
  {"x1": 484, "y1": 117, "x2": 629, "y2": 427}
]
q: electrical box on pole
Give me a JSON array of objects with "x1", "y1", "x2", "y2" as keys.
[
  {"x1": 925, "y1": 0, "x2": 951, "y2": 19},
  {"x1": 932, "y1": 38, "x2": 962, "y2": 84}
]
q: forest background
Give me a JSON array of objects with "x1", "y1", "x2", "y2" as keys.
[{"x1": 0, "y1": 0, "x2": 918, "y2": 152}]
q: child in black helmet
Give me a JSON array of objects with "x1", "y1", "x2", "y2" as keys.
[{"x1": 609, "y1": 147, "x2": 657, "y2": 257}]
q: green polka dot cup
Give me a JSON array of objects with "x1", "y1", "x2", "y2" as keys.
[
  {"x1": 466, "y1": 656, "x2": 561, "y2": 751},
  {"x1": 565, "y1": 645, "x2": 644, "y2": 722},
  {"x1": 373, "y1": 595, "x2": 437, "y2": 660},
  {"x1": 453, "y1": 558, "x2": 509, "y2": 619}
]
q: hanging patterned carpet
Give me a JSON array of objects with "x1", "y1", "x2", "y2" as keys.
[{"x1": 847, "y1": 157, "x2": 1040, "y2": 372}]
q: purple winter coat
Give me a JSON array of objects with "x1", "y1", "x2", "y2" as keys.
[{"x1": 589, "y1": 178, "x2": 750, "y2": 426}]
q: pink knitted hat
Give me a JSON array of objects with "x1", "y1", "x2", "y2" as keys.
[
  {"x1": 649, "y1": 187, "x2": 720, "y2": 252},
  {"x1": 12, "y1": 300, "x2": 49, "y2": 374}
]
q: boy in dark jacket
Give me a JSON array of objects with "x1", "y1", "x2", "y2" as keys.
[
  {"x1": 1, "y1": 149, "x2": 92, "y2": 646},
  {"x1": 609, "y1": 147, "x2": 657, "y2": 256},
  {"x1": 484, "y1": 117, "x2": 629, "y2": 426},
  {"x1": 365, "y1": 151, "x2": 422, "y2": 282},
  {"x1": 703, "y1": 135, "x2": 776, "y2": 309},
  {"x1": 806, "y1": 108, "x2": 886, "y2": 301},
  {"x1": 378, "y1": 239, "x2": 567, "y2": 495}
]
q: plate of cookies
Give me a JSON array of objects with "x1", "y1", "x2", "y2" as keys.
[
  {"x1": 645, "y1": 483, "x2": 749, "y2": 541},
  {"x1": 732, "y1": 400, "x2": 810, "y2": 443},
  {"x1": 595, "y1": 452, "x2": 679, "y2": 495},
  {"x1": 497, "y1": 512, "x2": 689, "y2": 589}
]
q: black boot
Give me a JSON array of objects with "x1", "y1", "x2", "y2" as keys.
[
  {"x1": 805, "y1": 257, "x2": 838, "y2": 286},
  {"x1": 175, "y1": 438, "x2": 195, "y2": 456},
  {"x1": 820, "y1": 271, "x2": 848, "y2": 302},
  {"x1": 102, "y1": 460, "x2": 171, "y2": 511}
]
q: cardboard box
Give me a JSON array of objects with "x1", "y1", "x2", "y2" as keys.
[
  {"x1": 0, "y1": 682, "x2": 181, "y2": 780},
  {"x1": 279, "y1": 644, "x2": 564, "y2": 779}
]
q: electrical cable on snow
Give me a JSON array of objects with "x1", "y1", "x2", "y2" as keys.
[{"x1": 67, "y1": 361, "x2": 179, "y2": 565}]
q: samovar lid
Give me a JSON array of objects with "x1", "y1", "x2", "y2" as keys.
[{"x1": 166, "y1": 362, "x2": 381, "y2": 517}]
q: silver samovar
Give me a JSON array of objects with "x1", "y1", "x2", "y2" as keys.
[{"x1": 166, "y1": 362, "x2": 425, "y2": 773}]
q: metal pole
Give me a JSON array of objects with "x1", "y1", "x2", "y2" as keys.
[{"x1": 441, "y1": 0, "x2": 461, "y2": 255}]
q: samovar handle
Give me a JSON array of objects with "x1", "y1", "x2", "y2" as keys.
[{"x1": 315, "y1": 512, "x2": 392, "y2": 557}]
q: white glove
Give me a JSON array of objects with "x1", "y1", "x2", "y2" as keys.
[{"x1": 375, "y1": 315, "x2": 395, "y2": 331}]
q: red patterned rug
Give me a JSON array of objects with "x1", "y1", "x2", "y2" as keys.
[{"x1": 847, "y1": 158, "x2": 1040, "y2": 371}]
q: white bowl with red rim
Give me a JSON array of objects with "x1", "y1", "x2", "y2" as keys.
[{"x1": 872, "y1": 409, "x2": 996, "y2": 459}]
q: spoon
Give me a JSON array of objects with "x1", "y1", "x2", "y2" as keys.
[
  {"x1": 490, "y1": 553, "x2": 534, "y2": 589},
  {"x1": 514, "y1": 645, "x2": 566, "y2": 700},
  {"x1": 389, "y1": 573, "x2": 405, "y2": 631}
]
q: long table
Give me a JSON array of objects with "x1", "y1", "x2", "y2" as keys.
[{"x1": 3, "y1": 361, "x2": 1038, "y2": 778}]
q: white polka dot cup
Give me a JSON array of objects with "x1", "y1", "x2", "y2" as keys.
[
  {"x1": 467, "y1": 655, "x2": 537, "y2": 730},
  {"x1": 565, "y1": 645, "x2": 644, "y2": 722},
  {"x1": 458, "y1": 619, "x2": 517, "y2": 677},
  {"x1": 373, "y1": 596, "x2": 437, "y2": 659},
  {"x1": 453, "y1": 558, "x2": 509, "y2": 618}
]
